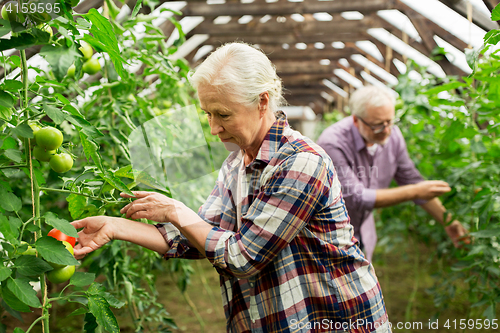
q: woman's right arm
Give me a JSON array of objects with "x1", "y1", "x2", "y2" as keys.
[{"x1": 71, "y1": 216, "x2": 170, "y2": 259}]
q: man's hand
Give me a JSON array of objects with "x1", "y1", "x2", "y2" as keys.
[
  {"x1": 445, "y1": 220, "x2": 471, "y2": 248},
  {"x1": 413, "y1": 180, "x2": 451, "y2": 201}
]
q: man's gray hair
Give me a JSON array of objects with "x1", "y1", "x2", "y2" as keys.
[
  {"x1": 188, "y1": 42, "x2": 285, "y2": 112},
  {"x1": 348, "y1": 85, "x2": 396, "y2": 118}
]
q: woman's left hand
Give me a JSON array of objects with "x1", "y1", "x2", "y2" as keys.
[{"x1": 120, "y1": 191, "x2": 184, "y2": 223}]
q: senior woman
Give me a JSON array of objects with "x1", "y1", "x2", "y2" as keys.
[{"x1": 71, "y1": 42, "x2": 391, "y2": 333}]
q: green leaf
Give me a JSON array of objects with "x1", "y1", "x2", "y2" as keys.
[
  {"x1": 115, "y1": 165, "x2": 134, "y2": 179},
  {"x1": 36, "y1": 237, "x2": 79, "y2": 267},
  {"x1": 0, "y1": 214, "x2": 19, "y2": 241},
  {"x1": 0, "y1": 189, "x2": 22, "y2": 212},
  {"x1": 84, "y1": 312, "x2": 98, "y2": 332},
  {"x1": 12, "y1": 123, "x2": 33, "y2": 139},
  {"x1": 424, "y1": 81, "x2": 467, "y2": 95},
  {"x1": 483, "y1": 303, "x2": 496, "y2": 320},
  {"x1": 39, "y1": 44, "x2": 81, "y2": 82},
  {"x1": 492, "y1": 4, "x2": 500, "y2": 21},
  {"x1": 0, "y1": 32, "x2": 48, "y2": 52},
  {"x1": 14, "y1": 256, "x2": 53, "y2": 277},
  {"x1": 0, "y1": 91, "x2": 14, "y2": 109},
  {"x1": 1, "y1": 286, "x2": 31, "y2": 312},
  {"x1": 14, "y1": 327, "x2": 25, "y2": 333},
  {"x1": 82, "y1": 9, "x2": 125, "y2": 77},
  {"x1": 70, "y1": 272, "x2": 96, "y2": 287},
  {"x1": 66, "y1": 115, "x2": 103, "y2": 139},
  {"x1": 80, "y1": 133, "x2": 104, "y2": 172},
  {"x1": 67, "y1": 193, "x2": 87, "y2": 219},
  {"x1": 0, "y1": 137, "x2": 17, "y2": 150},
  {"x1": 69, "y1": 307, "x2": 89, "y2": 317},
  {"x1": 1, "y1": 80, "x2": 23, "y2": 92},
  {"x1": 44, "y1": 105, "x2": 66, "y2": 125},
  {"x1": 44, "y1": 212, "x2": 79, "y2": 238},
  {"x1": 484, "y1": 29, "x2": 500, "y2": 46},
  {"x1": 102, "y1": 170, "x2": 134, "y2": 196},
  {"x1": 6, "y1": 278, "x2": 42, "y2": 308},
  {"x1": 4, "y1": 149, "x2": 22, "y2": 163},
  {"x1": 88, "y1": 294, "x2": 120, "y2": 333},
  {"x1": 469, "y1": 228, "x2": 500, "y2": 238},
  {"x1": 0, "y1": 266, "x2": 12, "y2": 282},
  {"x1": 131, "y1": 0, "x2": 143, "y2": 17}
]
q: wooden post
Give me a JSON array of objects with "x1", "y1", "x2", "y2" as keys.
[{"x1": 402, "y1": 31, "x2": 408, "y2": 63}]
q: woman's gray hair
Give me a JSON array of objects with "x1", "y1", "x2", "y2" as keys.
[
  {"x1": 348, "y1": 85, "x2": 396, "y2": 118},
  {"x1": 189, "y1": 42, "x2": 285, "y2": 112}
]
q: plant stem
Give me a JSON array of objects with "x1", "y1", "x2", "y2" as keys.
[
  {"x1": 22, "y1": 47, "x2": 49, "y2": 333},
  {"x1": 25, "y1": 315, "x2": 47, "y2": 333},
  {"x1": 0, "y1": 164, "x2": 27, "y2": 169},
  {"x1": 39, "y1": 187, "x2": 122, "y2": 205},
  {"x1": 21, "y1": 51, "x2": 28, "y2": 112}
]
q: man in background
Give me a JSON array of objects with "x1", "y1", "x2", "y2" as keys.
[{"x1": 317, "y1": 85, "x2": 468, "y2": 261}]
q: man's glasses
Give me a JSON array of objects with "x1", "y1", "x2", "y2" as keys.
[{"x1": 357, "y1": 116, "x2": 398, "y2": 134}]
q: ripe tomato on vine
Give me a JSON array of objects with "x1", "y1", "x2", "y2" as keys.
[{"x1": 48, "y1": 229, "x2": 76, "y2": 248}]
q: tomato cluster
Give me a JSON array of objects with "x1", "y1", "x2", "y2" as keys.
[
  {"x1": 46, "y1": 229, "x2": 77, "y2": 283},
  {"x1": 30, "y1": 123, "x2": 74, "y2": 173},
  {"x1": 67, "y1": 41, "x2": 101, "y2": 78}
]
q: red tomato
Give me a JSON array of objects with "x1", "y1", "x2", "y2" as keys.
[{"x1": 47, "y1": 229, "x2": 76, "y2": 248}]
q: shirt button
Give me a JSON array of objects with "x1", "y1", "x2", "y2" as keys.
[{"x1": 249, "y1": 282, "x2": 255, "y2": 287}]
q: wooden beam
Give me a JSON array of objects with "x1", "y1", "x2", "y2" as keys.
[
  {"x1": 282, "y1": 74, "x2": 333, "y2": 87},
  {"x1": 438, "y1": 0, "x2": 498, "y2": 31},
  {"x1": 395, "y1": 1, "x2": 467, "y2": 76},
  {"x1": 189, "y1": 16, "x2": 386, "y2": 37},
  {"x1": 265, "y1": 47, "x2": 354, "y2": 62},
  {"x1": 182, "y1": 0, "x2": 393, "y2": 17},
  {"x1": 203, "y1": 32, "x2": 371, "y2": 46}
]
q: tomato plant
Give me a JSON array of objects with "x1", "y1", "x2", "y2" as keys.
[
  {"x1": 0, "y1": 1, "x2": 205, "y2": 331},
  {"x1": 79, "y1": 41, "x2": 93, "y2": 61},
  {"x1": 48, "y1": 229, "x2": 76, "y2": 248},
  {"x1": 33, "y1": 145, "x2": 56, "y2": 162},
  {"x1": 374, "y1": 24, "x2": 500, "y2": 321}
]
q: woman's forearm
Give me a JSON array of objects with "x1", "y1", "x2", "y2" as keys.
[{"x1": 112, "y1": 217, "x2": 171, "y2": 254}]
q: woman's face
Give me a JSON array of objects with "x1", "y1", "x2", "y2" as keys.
[{"x1": 198, "y1": 84, "x2": 266, "y2": 152}]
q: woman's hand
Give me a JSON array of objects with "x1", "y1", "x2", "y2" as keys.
[
  {"x1": 120, "y1": 191, "x2": 184, "y2": 224},
  {"x1": 71, "y1": 216, "x2": 116, "y2": 259}
]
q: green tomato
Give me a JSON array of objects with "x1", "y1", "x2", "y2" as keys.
[
  {"x1": 49, "y1": 153, "x2": 73, "y2": 173},
  {"x1": 37, "y1": 24, "x2": 53, "y2": 38},
  {"x1": 35, "y1": 127, "x2": 63, "y2": 150},
  {"x1": 48, "y1": 240, "x2": 74, "y2": 269},
  {"x1": 1, "y1": 1, "x2": 23, "y2": 22},
  {"x1": 46, "y1": 265, "x2": 75, "y2": 284},
  {"x1": 67, "y1": 63, "x2": 76, "y2": 78},
  {"x1": 33, "y1": 145, "x2": 56, "y2": 162},
  {"x1": 79, "y1": 41, "x2": 93, "y2": 61},
  {"x1": 20, "y1": 241, "x2": 36, "y2": 256},
  {"x1": 82, "y1": 58, "x2": 101, "y2": 75}
]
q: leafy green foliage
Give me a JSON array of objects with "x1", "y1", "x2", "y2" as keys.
[{"x1": 378, "y1": 29, "x2": 500, "y2": 320}]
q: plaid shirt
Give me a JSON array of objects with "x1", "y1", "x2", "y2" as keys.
[{"x1": 157, "y1": 112, "x2": 390, "y2": 333}]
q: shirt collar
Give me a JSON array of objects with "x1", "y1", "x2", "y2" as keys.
[
  {"x1": 255, "y1": 110, "x2": 288, "y2": 165},
  {"x1": 350, "y1": 116, "x2": 367, "y2": 152}
]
